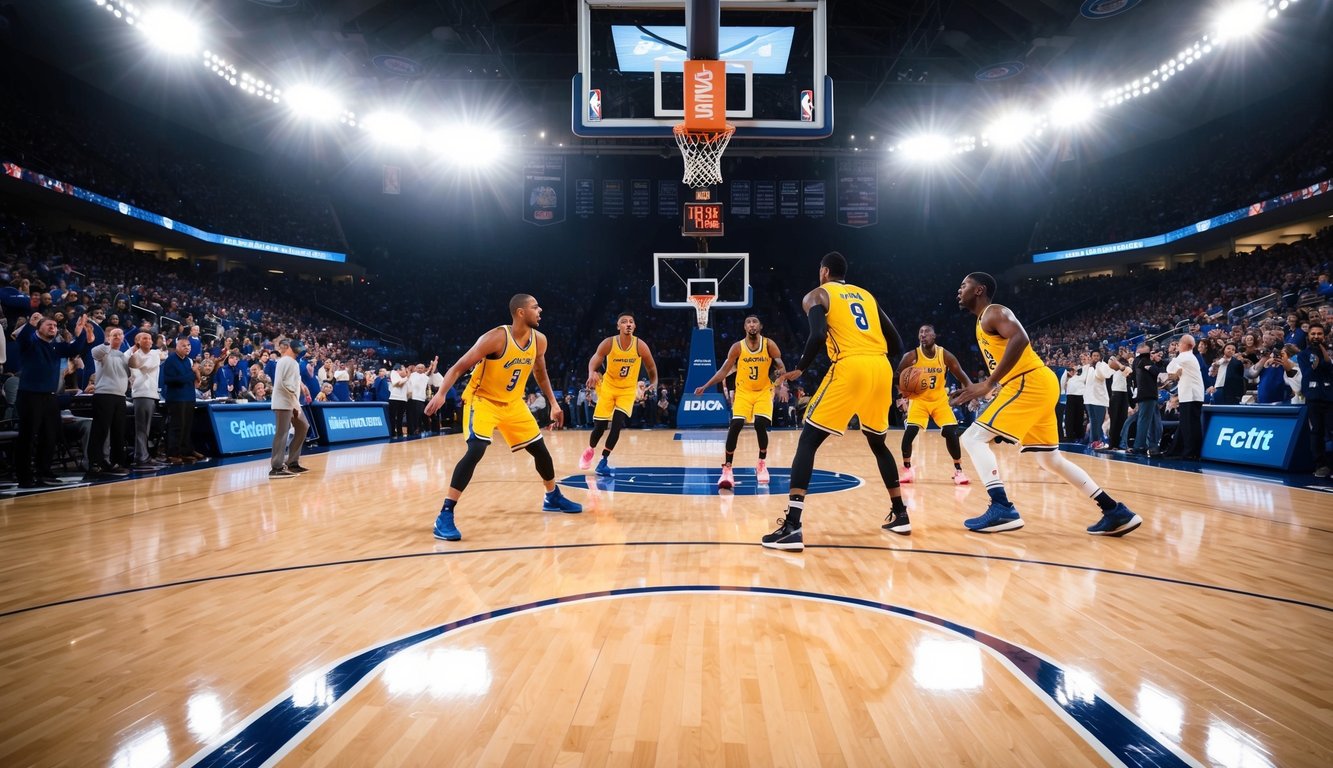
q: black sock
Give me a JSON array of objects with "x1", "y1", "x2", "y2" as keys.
[
  {"x1": 601, "y1": 449, "x2": 611, "y2": 459},
  {"x1": 786, "y1": 494, "x2": 805, "y2": 527},
  {"x1": 903, "y1": 459, "x2": 912, "y2": 468},
  {"x1": 891, "y1": 496, "x2": 907, "y2": 514},
  {"x1": 954, "y1": 462, "x2": 962, "y2": 470},
  {"x1": 441, "y1": 498, "x2": 457, "y2": 514},
  {"x1": 1093, "y1": 490, "x2": 1117, "y2": 512},
  {"x1": 758, "y1": 449, "x2": 767, "y2": 460},
  {"x1": 725, "y1": 452, "x2": 734, "y2": 465}
]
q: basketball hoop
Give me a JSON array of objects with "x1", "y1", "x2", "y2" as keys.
[
  {"x1": 688, "y1": 293, "x2": 716, "y2": 329},
  {"x1": 674, "y1": 123, "x2": 735, "y2": 189}
]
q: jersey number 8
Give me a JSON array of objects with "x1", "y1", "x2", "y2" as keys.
[{"x1": 850, "y1": 302, "x2": 870, "y2": 331}]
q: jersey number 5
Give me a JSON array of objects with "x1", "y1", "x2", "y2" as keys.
[{"x1": 849, "y1": 302, "x2": 870, "y2": 331}]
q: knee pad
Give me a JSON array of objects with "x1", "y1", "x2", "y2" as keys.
[{"x1": 449, "y1": 437, "x2": 490, "y2": 492}]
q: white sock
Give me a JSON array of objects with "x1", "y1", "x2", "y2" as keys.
[
  {"x1": 961, "y1": 424, "x2": 1003, "y2": 490},
  {"x1": 1034, "y1": 450, "x2": 1102, "y2": 498}
]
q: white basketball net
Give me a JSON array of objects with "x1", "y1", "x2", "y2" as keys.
[
  {"x1": 689, "y1": 294, "x2": 716, "y2": 329},
  {"x1": 674, "y1": 124, "x2": 735, "y2": 188}
]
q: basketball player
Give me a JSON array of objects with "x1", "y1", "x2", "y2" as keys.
[
  {"x1": 580, "y1": 313, "x2": 658, "y2": 478},
  {"x1": 948, "y1": 273, "x2": 1142, "y2": 536},
  {"x1": 898, "y1": 324, "x2": 972, "y2": 485},
  {"x1": 424, "y1": 294, "x2": 582, "y2": 541},
  {"x1": 693, "y1": 315, "x2": 789, "y2": 488},
  {"x1": 764, "y1": 252, "x2": 908, "y2": 551}
]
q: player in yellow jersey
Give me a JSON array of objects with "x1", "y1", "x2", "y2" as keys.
[
  {"x1": 762, "y1": 252, "x2": 908, "y2": 552},
  {"x1": 897, "y1": 324, "x2": 973, "y2": 485},
  {"x1": 423, "y1": 294, "x2": 582, "y2": 541},
  {"x1": 949, "y1": 273, "x2": 1142, "y2": 536},
  {"x1": 580, "y1": 312, "x2": 658, "y2": 478},
  {"x1": 694, "y1": 315, "x2": 789, "y2": 489}
]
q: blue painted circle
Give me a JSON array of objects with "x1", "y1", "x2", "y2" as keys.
[{"x1": 558, "y1": 467, "x2": 861, "y2": 496}]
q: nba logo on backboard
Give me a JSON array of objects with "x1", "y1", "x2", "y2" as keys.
[
  {"x1": 588, "y1": 89, "x2": 602, "y2": 122},
  {"x1": 800, "y1": 90, "x2": 814, "y2": 122}
]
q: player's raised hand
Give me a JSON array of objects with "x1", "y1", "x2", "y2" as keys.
[
  {"x1": 777, "y1": 369, "x2": 803, "y2": 384},
  {"x1": 549, "y1": 403, "x2": 564, "y2": 429}
]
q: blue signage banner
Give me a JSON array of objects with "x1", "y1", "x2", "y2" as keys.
[
  {"x1": 2, "y1": 162, "x2": 348, "y2": 262},
  {"x1": 1200, "y1": 405, "x2": 1312, "y2": 471},
  {"x1": 1033, "y1": 177, "x2": 1332, "y2": 263},
  {"x1": 311, "y1": 402, "x2": 391, "y2": 444},
  {"x1": 678, "y1": 328, "x2": 731, "y2": 428},
  {"x1": 208, "y1": 404, "x2": 281, "y2": 455}
]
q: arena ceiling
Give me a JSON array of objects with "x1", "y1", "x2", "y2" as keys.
[{"x1": 3, "y1": 0, "x2": 1330, "y2": 153}]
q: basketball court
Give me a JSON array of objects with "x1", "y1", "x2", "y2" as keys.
[{"x1": 3, "y1": 1, "x2": 1333, "y2": 767}]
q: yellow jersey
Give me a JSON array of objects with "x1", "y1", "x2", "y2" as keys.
[
  {"x1": 603, "y1": 335, "x2": 642, "y2": 392},
  {"x1": 823, "y1": 281, "x2": 888, "y2": 361},
  {"x1": 976, "y1": 306, "x2": 1046, "y2": 383},
  {"x1": 911, "y1": 345, "x2": 949, "y2": 401},
  {"x1": 736, "y1": 336, "x2": 773, "y2": 393},
  {"x1": 465, "y1": 325, "x2": 535, "y2": 404}
]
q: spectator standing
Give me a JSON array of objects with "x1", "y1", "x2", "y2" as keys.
[
  {"x1": 87, "y1": 326, "x2": 131, "y2": 477},
  {"x1": 126, "y1": 331, "x2": 163, "y2": 469},
  {"x1": 269, "y1": 338, "x2": 309, "y2": 479},
  {"x1": 1107, "y1": 351, "x2": 1130, "y2": 450},
  {"x1": 1210, "y1": 343, "x2": 1246, "y2": 405},
  {"x1": 1250, "y1": 345, "x2": 1299, "y2": 404},
  {"x1": 161, "y1": 336, "x2": 201, "y2": 464},
  {"x1": 388, "y1": 363, "x2": 410, "y2": 436},
  {"x1": 1296, "y1": 323, "x2": 1332, "y2": 476},
  {"x1": 1064, "y1": 354, "x2": 1088, "y2": 443},
  {"x1": 1082, "y1": 351, "x2": 1114, "y2": 449},
  {"x1": 1166, "y1": 334, "x2": 1205, "y2": 460},
  {"x1": 14, "y1": 312, "x2": 93, "y2": 487},
  {"x1": 406, "y1": 359, "x2": 436, "y2": 436}
]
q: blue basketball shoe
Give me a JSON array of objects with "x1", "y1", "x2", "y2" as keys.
[
  {"x1": 432, "y1": 510, "x2": 462, "y2": 541},
  {"x1": 964, "y1": 502, "x2": 1024, "y2": 533},
  {"x1": 595, "y1": 457, "x2": 615, "y2": 478},
  {"x1": 1086, "y1": 503, "x2": 1142, "y2": 537},
  {"x1": 542, "y1": 488, "x2": 583, "y2": 513}
]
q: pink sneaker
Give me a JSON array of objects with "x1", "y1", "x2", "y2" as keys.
[
  {"x1": 899, "y1": 465, "x2": 915, "y2": 483},
  {"x1": 755, "y1": 459, "x2": 770, "y2": 484},
  {"x1": 718, "y1": 464, "x2": 735, "y2": 490},
  {"x1": 952, "y1": 469, "x2": 970, "y2": 486},
  {"x1": 579, "y1": 446, "x2": 595, "y2": 470}
]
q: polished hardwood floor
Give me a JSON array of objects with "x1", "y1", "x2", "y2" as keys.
[{"x1": 1, "y1": 429, "x2": 1331, "y2": 767}]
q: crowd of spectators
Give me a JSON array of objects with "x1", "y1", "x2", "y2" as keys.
[
  {"x1": 1031, "y1": 99, "x2": 1333, "y2": 253},
  {"x1": 0, "y1": 51, "x2": 345, "y2": 252}
]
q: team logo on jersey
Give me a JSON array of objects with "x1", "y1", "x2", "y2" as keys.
[{"x1": 504, "y1": 357, "x2": 533, "y2": 368}]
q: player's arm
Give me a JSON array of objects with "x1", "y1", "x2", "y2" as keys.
[
  {"x1": 695, "y1": 343, "x2": 741, "y2": 395},
  {"x1": 895, "y1": 349, "x2": 918, "y2": 388},
  {"x1": 779, "y1": 287, "x2": 830, "y2": 383},
  {"x1": 943, "y1": 349, "x2": 975, "y2": 388},
  {"x1": 532, "y1": 332, "x2": 563, "y2": 428},
  {"x1": 767, "y1": 338, "x2": 791, "y2": 403},
  {"x1": 878, "y1": 306, "x2": 905, "y2": 360},
  {"x1": 586, "y1": 337, "x2": 612, "y2": 389},
  {"x1": 425, "y1": 329, "x2": 505, "y2": 416},
  {"x1": 950, "y1": 305, "x2": 1027, "y2": 406},
  {"x1": 638, "y1": 339, "x2": 659, "y2": 391}
]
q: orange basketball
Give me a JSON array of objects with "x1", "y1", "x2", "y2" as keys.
[{"x1": 899, "y1": 366, "x2": 923, "y2": 397}]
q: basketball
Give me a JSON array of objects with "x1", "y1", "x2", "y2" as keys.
[{"x1": 899, "y1": 366, "x2": 923, "y2": 397}]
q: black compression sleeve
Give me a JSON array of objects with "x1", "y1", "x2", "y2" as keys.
[{"x1": 795, "y1": 305, "x2": 828, "y2": 372}]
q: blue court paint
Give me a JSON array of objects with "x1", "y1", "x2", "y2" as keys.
[
  {"x1": 185, "y1": 586, "x2": 1198, "y2": 768},
  {"x1": 557, "y1": 467, "x2": 860, "y2": 496}
]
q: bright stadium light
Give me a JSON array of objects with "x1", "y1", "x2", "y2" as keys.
[
  {"x1": 983, "y1": 111, "x2": 1036, "y2": 148},
  {"x1": 1213, "y1": 2, "x2": 1267, "y2": 43},
  {"x1": 286, "y1": 85, "x2": 343, "y2": 122},
  {"x1": 896, "y1": 134, "x2": 954, "y2": 163},
  {"x1": 1048, "y1": 93, "x2": 1097, "y2": 128},
  {"x1": 363, "y1": 112, "x2": 422, "y2": 149},
  {"x1": 431, "y1": 125, "x2": 503, "y2": 166},
  {"x1": 140, "y1": 9, "x2": 201, "y2": 55}
]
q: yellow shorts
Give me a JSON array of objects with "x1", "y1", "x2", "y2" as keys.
[
  {"x1": 975, "y1": 366, "x2": 1059, "y2": 449},
  {"x1": 906, "y1": 397, "x2": 958, "y2": 429},
  {"x1": 463, "y1": 395, "x2": 542, "y2": 450},
  {"x1": 594, "y1": 389, "x2": 636, "y2": 420},
  {"x1": 805, "y1": 355, "x2": 894, "y2": 436},
  {"x1": 732, "y1": 387, "x2": 774, "y2": 423}
]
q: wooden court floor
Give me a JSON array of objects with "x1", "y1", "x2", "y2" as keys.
[{"x1": 1, "y1": 429, "x2": 1331, "y2": 767}]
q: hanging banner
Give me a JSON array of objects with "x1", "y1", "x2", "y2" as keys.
[
  {"x1": 837, "y1": 158, "x2": 879, "y2": 228},
  {"x1": 522, "y1": 155, "x2": 565, "y2": 226},
  {"x1": 575, "y1": 179, "x2": 595, "y2": 218},
  {"x1": 802, "y1": 180, "x2": 826, "y2": 219},
  {"x1": 754, "y1": 181, "x2": 777, "y2": 219},
  {"x1": 602, "y1": 179, "x2": 625, "y2": 217},
  {"x1": 657, "y1": 180, "x2": 679, "y2": 216},
  {"x1": 730, "y1": 180, "x2": 752, "y2": 217},
  {"x1": 631, "y1": 179, "x2": 651, "y2": 217},
  {"x1": 779, "y1": 180, "x2": 800, "y2": 218}
]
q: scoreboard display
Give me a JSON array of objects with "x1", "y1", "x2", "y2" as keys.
[{"x1": 682, "y1": 202, "x2": 724, "y2": 237}]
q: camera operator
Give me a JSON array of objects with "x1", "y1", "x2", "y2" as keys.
[
  {"x1": 1249, "y1": 339, "x2": 1299, "y2": 405},
  {"x1": 1296, "y1": 322, "x2": 1332, "y2": 477}
]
